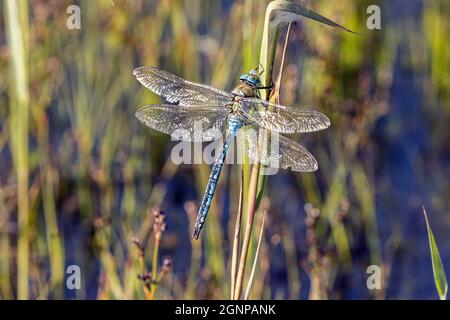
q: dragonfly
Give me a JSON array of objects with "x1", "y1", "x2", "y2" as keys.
[{"x1": 134, "y1": 66, "x2": 330, "y2": 239}]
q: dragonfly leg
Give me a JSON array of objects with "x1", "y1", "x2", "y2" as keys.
[{"x1": 256, "y1": 79, "x2": 274, "y2": 90}]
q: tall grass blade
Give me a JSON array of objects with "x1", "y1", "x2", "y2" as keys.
[
  {"x1": 268, "y1": 0, "x2": 356, "y2": 34},
  {"x1": 423, "y1": 207, "x2": 448, "y2": 300}
]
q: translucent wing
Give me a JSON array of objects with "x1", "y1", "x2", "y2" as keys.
[
  {"x1": 134, "y1": 66, "x2": 233, "y2": 106},
  {"x1": 239, "y1": 97, "x2": 330, "y2": 133},
  {"x1": 240, "y1": 126, "x2": 318, "y2": 172},
  {"x1": 135, "y1": 104, "x2": 230, "y2": 142}
]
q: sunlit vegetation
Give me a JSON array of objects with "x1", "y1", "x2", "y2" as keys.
[{"x1": 0, "y1": 0, "x2": 448, "y2": 299}]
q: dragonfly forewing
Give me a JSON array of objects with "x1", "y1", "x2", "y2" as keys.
[
  {"x1": 134, "y1": 66, "x2": 233, "y2": 106},
  {"x1": 239, "y1": 97, "x2": 331, "y2": 134}
]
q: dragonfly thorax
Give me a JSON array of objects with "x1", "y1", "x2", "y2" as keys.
[
  {"x1": 232, "y1": 69, "x2": 261, "y2": 98},
  {"x1": 231, "y1": 83, "x2": 258, "y2": 98}
]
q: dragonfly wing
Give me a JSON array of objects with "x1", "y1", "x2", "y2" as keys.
[
  {"x1": 136, "y1": 104, "x2": 229, "y2": 142},
  {"x1": 134, "y1": 66, "x2": 233, "y2": 106},
  {"x1": 239, "y1": 97, "x2": 330, "y2": 133},
  {"x1": 241, "y1": 126, "x2": 318, "y2": 172}
]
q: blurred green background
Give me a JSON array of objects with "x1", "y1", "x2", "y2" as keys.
[{"x1": 0, "y1": 0, "x2": 449, "y2": 299}]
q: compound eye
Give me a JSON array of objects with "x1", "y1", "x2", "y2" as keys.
[{"x1": 249, "y1": 69, "x2": 258, "y2": 77}]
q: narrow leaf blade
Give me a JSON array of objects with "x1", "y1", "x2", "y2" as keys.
[
  {"x1": 269, "y1": 0, "x2": 357, "y2": 34},
  {"x1": 423, "y1": 207, "x2": 448, "y2": 300}
]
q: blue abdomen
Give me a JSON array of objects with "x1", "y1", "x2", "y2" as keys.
[{"x1": 192, "y1": 116, "x2": 242, "y2": 239}]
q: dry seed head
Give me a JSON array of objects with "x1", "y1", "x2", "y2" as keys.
[
  {"x1": 161, "y1": 257, "x2": 172, "y2": 274},
  {"x1": 305, "y1": 203, "x2": 320, "y2": 228},
  {"x1": 138, "y1": 271, "x2": 152, "y2": 284},
  {"x1": 94, "y1": 217, "x2": 106, "y2": 229},
  {"x1": 131, "y1": 237, "x2": 145, "y2": 255},
  {"x1": 335, "y1": 198, "x2": 350, "y2": 222},
  {"x1": 152, "y1": 208, "x2": 167, "y2": 234}
]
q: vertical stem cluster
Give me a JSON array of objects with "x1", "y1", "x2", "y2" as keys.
[
  {"x1": 231, "y1": 0, "x2": 298, "y2": 299},
  {"x1": 231, "y1": 1, "x2": 283, "y2": 300},
  {"x1": 133, "y1": 209, "x2": 170, "y2": 300}
]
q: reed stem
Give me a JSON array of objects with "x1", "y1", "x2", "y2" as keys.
[
  {"x1": 244, "y1": 211, "x2": 266, "y2": 300},
  {"x1": 233, "y1": 161, "x2": 260, "y2": 299},
  {"x1": 5, "y1": 0, "x2": 30, "y2": 300},
  {"x1": 230, "y1": 169, "x2": 244, "y2": 299},
  {"x1": 150, "y1": 233, "x2": 161, "y2": 298}
]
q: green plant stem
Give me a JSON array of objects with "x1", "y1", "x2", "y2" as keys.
[
  {"x1": 136, "y1": 243, "x2": 150, "y2": 298},
  {"x1": 234, "y1": 161, "x2": 260, "y2": 299},
  {"x1": 254, "y1": 2, "x2": 280, "y2": 204},
  {"x1": 42, "y1": 168, "x2": 64, "y2": 298},
  {"x1": 97, "y1": 228, "x2": 124, "y2": 299},
  {"x1": 150, "y1": 234, "x2": 161, "y2": 298},
  {"x1": 231, "y1": 169, "x2": 244, "y2": 299},
  {"x1": 233, "y1": 0, "x2": 282, "y2": 300},
  {"x1": 5, "y1": 0, "x2": 30, "y2": 300},
  {"x1": 0, "y1": 186, "x2": 12, "y2": 298},
  {"x1": 244, "y1": 211, "x2": 266, "y2": 300}
]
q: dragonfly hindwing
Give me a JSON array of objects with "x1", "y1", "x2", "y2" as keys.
[{"x1": 135, "y1": 104, "x2": 230, "y2": 142}]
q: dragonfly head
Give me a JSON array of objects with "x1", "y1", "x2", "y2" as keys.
[{"x1": 239, "y1": 69, "x2": 261, "y2": 88}]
